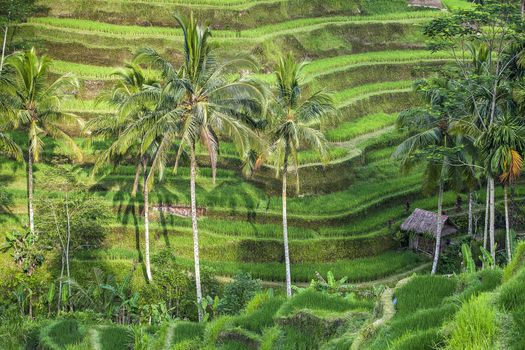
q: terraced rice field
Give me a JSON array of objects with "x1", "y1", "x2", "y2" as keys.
[{"x1": 1, "y1": 0, "x2": 481, "y2": 285}]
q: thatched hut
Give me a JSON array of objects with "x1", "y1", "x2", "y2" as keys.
[{"x1": 401, "y1": 208, "x2": 457, "y2": 255}]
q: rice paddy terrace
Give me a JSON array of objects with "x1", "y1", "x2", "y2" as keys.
[{"x1": 1, "y1": 0, "x2": 497, "y2": 288}]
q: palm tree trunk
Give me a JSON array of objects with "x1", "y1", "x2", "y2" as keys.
[
  {"x1": 282, "y1": 154, "x2": 292, "y2": 297},
  {"x1": 143, "y1": 159, "x2": 153, "y2": 282},
  {"x1": 489, "y1": 177, "x2": 496, "y2": 263},
  {"x1": 27, "y1": 144, "x2": 35, "y2": 234},
  {"x1": 190, "y1": 146, "x2": 203, "y2": 321},
  {"x1": 522, "y1": 0, "x2": 525, "y2": 19},
  {"x1": 468, "y1": 192, "x2": 473, "y2": 236},
  {"x1": 65, "y1": 197, "x2": 72, "y2": 311},
  {"x1": 483, "y1": 178, "x2": 490, "y2": 250},
  {"x1": 431, "y1": 181, "x2": 444, "y2": 275},
  {"x1": 504, "y1": 185, "x2": 512, "y2": 262},
  {"x1": 0, "y1": 26, "x2": 7, "y2": 73}
]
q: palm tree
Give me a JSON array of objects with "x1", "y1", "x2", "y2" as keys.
[
  {"x1": 87, "y1": 63, "x2": 164, "y2": 281},
  {"x1": 135, "y1": 13, "x2": 264, "y2": 320},
  {"x1": 394, "y1": 79, "x2": 471, "y2": 275},
  {"x1": 262, "y1": 54, "x2": 336, "y2": 297},
  {"x1": 2, "y1": 48, "x2": 81, "y2": 234},
  {"x1": 478, "y1": 114, "x2": 525, "y2": 262}
]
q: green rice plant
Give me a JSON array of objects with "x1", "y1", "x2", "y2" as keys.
[
  {"x1": 303, "y1": 50, "x2": 455, "y2": 78},
  {"x1": 390, "y1": 328, "x2": 443, "y2": 350},
  {"x1": 333, "y1": 81, "x2": 413, "y2": 106},
  {"x1": 100, "y1": 326, "x2": 132, "y2": 350},
  {"x1": 297, "y1": 147, "x2": 348, "y2": 164},
  {"x1": 259, "y1": 326, "x2": 280, "y2": 350},
  {"x1": 170, "y1": 321, "x2": 206, "y2": 344},
  {"x1": 395, "y1": 275, "x2": 457, "y2": 317},
  {"x1": 444, "y1": 294, "x2": 499, "y2": 350},
  {"x1": 27, "y1": 12, "x2": 438, "y2": 41},
  {"x1": 503, "y1": 242, "x2": 525, "y2": 281},
  {"x1": 275, "y1": 290, "x2": 373, "y2": 318},
  {"x1": 498, "y1": 268, "x2": 525, "y2": 312},
  {"x1": 325, "y1": 113, "x2": 396, "y2": 142},
  {"x1": 39, "y1": 319, "x2": 86, "y2": 350},
  {"x1": 234, "y1": 296, "x2": 286, "y2": 333},
  {"x1": 367, "y1": 304, "x2": 456, "y2": 350},
  {"x1": 452, "y1": 269, "x2": 502, "y2": 302}
]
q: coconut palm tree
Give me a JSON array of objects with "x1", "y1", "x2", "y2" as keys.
[
  {"x1": 478, "y1": 114, "x2": 525, "y2": 262},
  {"x1": 262, "y1": 54, "x2": 336, "y2": 297},
  {"x1": 135, "y1": 13, "x2": 264, "y2": 320},
  {"x1": 394, "y1": 79, "x2": 472, "y2": 275},
  {"x1": 1, "y1": 48, "x2": 81, "y2": 234},
  {"x1": 87, "y1": 63, "x2": 167, "y2": 282}
]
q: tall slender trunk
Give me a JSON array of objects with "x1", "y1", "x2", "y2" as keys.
[
  {"x1": 143, "y1": 159, "x2": 153, "y2": 282},
  {"x1": 65, "y1": 197, "x2": 72, "y2": 311},
  {"x1": 57, "y1": 252, "x2": 64, "y2": 314},
  {"x1": 489, "y1": 177, "x2": 496, "y2": 263},
  {"x1": 282, "y1": 156, "x2": 292, "y2": 297},
  {"x1": 131, "y1": 163, "x2": 141, "y2": 197},
  {"x1": 190, "y1": 147, "x2": 203, "y2": 321},
  {"x1": 281, "y1": 145, "x2": 293, "y2": 297},
  {"x1": 522, "y1": 0, "x2": 525, "y2": 19},
  {"x1": 468, "y1": 192, "x2": 473, "y2": 236},
  {"x1": 504, "y1": 185, "x2": 511, "y2": 262},
  {"x1": 0, "y1": 26, "x2": 7, "y2": 74},
  {"x1": 431, "y1": 181, "x2": 444, "y2": 275},
  {"x1": 483, "y1": 178, "x2": 490, "y2": 250},
  {"x1": 27, "y1": 145, "x2": 35, "y2": 234}
]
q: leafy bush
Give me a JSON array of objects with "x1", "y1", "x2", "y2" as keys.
[{"x1": 218, "y1": 273, "x2": 262, "y2": 315}]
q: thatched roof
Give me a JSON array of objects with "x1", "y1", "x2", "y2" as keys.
[
  {"x1": 401, "y1": 208, "x2": 457, "y2": 237},
  {"x1": 407, "y1": 0, "x2": 444, "y2": 9}
]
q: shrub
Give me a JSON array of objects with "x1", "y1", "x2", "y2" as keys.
[
  {"x1": 395, "y1": 275, "x2": 457, "y2": 317},
  {"x1": 444, "y1": 294, "x2": 498, "y2": 350},
  {"x1": 218, "y1": 273, "x2": 262, "y2": 316}
]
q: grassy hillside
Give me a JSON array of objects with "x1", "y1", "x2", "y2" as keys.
[{"x1": 1, "y1": 0, "x2": 517, "y2": 288}]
